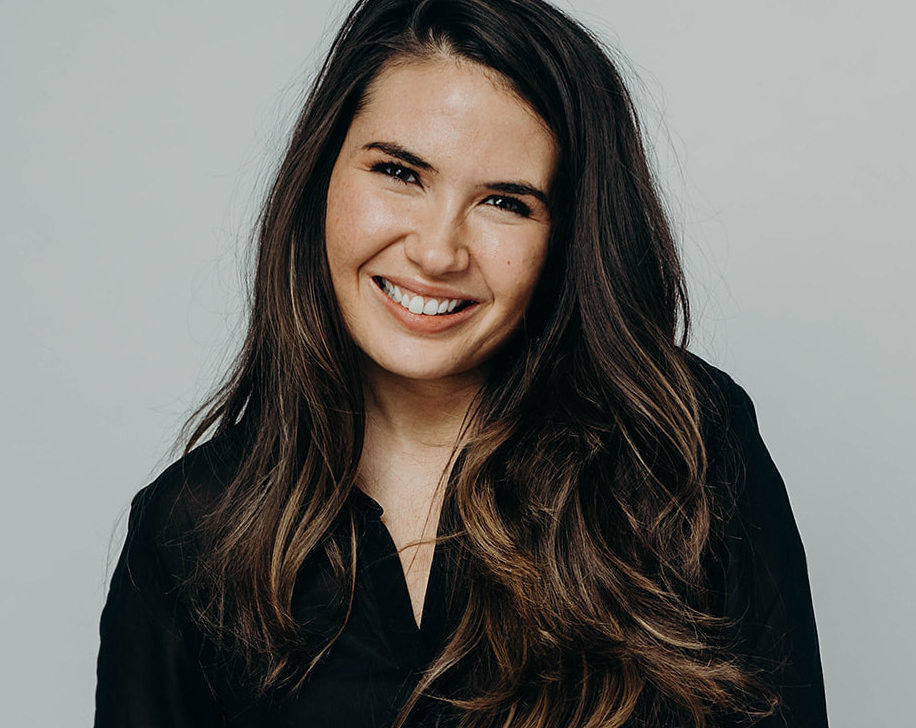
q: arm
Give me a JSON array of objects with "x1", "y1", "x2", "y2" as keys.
[
  {"x1": 715, "y1": 376, "x2": 829, "y2": 727},
  {"x1": 94, "y1": 487, "x2": 226, "y2": 727}
]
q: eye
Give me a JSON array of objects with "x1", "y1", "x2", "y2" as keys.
[
  {"x1": 370, "y1": 160, "x2": 532, "y2": 218},
  {"x1": 484, "y1": 195, "x2": 531, "y2": 218},
  {"x1": 371, "y1": 160, "x2": 419, "y2": 186}
]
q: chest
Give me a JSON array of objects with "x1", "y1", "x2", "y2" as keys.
[
  {"x1": 376, "y1": 492, "x2": 443, "y2": 629},
  {"x1": 355, "y1": 434, "x2": 456, "y2": 629},
  {"x1": 204, "y1": 504, "x2": 456, "y2": 727}
]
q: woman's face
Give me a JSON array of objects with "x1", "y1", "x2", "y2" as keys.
[{"x1": 324, "y1": 56, "x2": 557, "y2": 384}]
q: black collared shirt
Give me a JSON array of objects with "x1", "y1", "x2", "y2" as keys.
[{"x1": 94, "y1": 361, "x2": 829, "y2": 727}]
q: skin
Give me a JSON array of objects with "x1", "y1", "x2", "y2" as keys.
[
  {"x1": 323, "y1": 55, "x2": 558, "y2": 624},
  {"x1": 325, "y1": 54, "x2": 558, "y2": 441}
]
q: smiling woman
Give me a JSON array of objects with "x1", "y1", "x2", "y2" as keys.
[{"x1": 94, "y1": 1, "x2": 828, "y2": 727}]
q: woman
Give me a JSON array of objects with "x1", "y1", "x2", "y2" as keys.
[{"x1": 94, "y1": 0, "x2": 828, "y2": 726}]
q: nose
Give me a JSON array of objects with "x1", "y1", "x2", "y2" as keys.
[{"x1": 403, "y1": 204, "x2": 470, "y2": 277}]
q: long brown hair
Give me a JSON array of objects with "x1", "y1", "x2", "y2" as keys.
[{"x1": 179, "y1": 1, "x2": 778, "y2": 725}]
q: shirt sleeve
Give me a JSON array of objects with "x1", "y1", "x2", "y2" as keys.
[
  {"x1": 715, "y1": 376, "x2": 829, "y2": 727},
  {"x1": 94, "y1": 487, "x2": 226, "y2": 727}
]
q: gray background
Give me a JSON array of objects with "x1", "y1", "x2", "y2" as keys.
[{"x1": 2, "y1": 1, "x2": 913, "y2": 725}]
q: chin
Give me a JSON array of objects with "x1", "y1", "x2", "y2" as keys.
[
  {"x1": 366, "y1": 353, "x2": 477, "y2": 383},
  {"x1": 385, "y1": 364, "x2": 470, "y2": 382}
]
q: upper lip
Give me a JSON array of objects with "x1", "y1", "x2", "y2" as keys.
[{"x1": 372, "y1": 274, "x2": 479, "y2": 302}]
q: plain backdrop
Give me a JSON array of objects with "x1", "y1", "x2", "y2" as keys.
[{"x1": 3, "y1": 1, "x2": 913, "y2": 725}]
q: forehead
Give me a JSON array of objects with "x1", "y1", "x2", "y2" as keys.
[{"x1": 347, "y1": 56, "x2": 558, "y2": 186}]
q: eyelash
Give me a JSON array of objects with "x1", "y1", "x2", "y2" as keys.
[{"x1": 370, "y1": 160, "x2": 532, "y2": 218}]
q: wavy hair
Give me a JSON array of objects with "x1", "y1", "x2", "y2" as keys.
[{"x1": 179, "y1": 1, "x2": 778, "y2": 726}]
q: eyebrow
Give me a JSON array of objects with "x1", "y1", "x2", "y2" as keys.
[{"x1": 362, "y1": 140, "x2": 549, "y2": 207}]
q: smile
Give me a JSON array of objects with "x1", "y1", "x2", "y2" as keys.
[{"x1": 373, "y1": 276, "x2": 475, "y2": 316}]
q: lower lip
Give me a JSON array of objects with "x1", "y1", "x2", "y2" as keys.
[{"x1": 370, "y1": 277, "x2": 480, "y2": 334}]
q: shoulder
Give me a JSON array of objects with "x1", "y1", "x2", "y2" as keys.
[
  {"x1": 681, "y1": 350, "x2": 762, "y2": 477},
  {"x1": 682, "y1": 350, "x2": 758, "y2": 434},
  {"x1": 683, "y1": 351, "x2": 811, "y2": 600},
  {"x1": 681, "y1": 351, "x2": 801, "y2": 557},
  {"x1": 124, "y1": 422, "x2": 250, "y2": 573}
]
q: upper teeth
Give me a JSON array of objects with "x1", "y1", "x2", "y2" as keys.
[{"x1": 380, "y1": 277, "x2": 467, "y2": 315}]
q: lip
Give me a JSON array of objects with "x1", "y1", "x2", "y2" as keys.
[
  {"x1": 372, "y1": 274, "x2": 478, "y2": 303},
  {"x1": 368, "y1": 275, "x2": 480, "y2": 334}
]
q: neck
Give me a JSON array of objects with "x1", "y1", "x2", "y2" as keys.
[{"x1": 362, "y1": 359, "x2": 483, "y2": 453}]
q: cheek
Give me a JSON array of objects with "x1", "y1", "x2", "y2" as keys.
[
  {"x1": 482, "y1": 234, "x2": 549, "y2": 307},
  {"x1": 325, "y1": 176, "x2": 407, "y2": 267}
]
